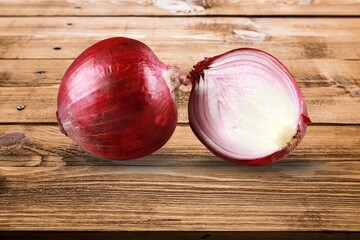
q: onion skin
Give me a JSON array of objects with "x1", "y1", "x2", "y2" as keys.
[
  {"x1": 57, "y1": 37, "x2": 177, "y2": 160},
  {"x1": 188, "y1": 48, "x2": 311, "y2": 166}
]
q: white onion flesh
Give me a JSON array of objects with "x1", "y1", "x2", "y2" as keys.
[{"x1": 188, "y1": 48, "x2": 310, "y2": 165}]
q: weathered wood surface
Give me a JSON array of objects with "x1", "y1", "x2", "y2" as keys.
[
  {"x1": 0, "y1": 124, "x2": 360, "y2": 231},
  {"x1": 1, "y1": 85, "x2": 359, "y2": 124},
  {"x1": 0, "y1": 1, "x2": 360, "y2": 235},
  {"x1": 1, "y1": 160, "x2": 360, "y2": 231},
  {"x1": 1, "y1": 59, "x2": 360, "y2": 88},
  {"x1": 1, "y1": 124, "x2": 359, "y2": 165},
  {"x1": 0, "y1": 0, "x2": 360, "y2": 16},
  {"x1": 0, "y1": 17, "x2": 359, "y2": 60},
  {"x1": 1, "y1": 232, "x2": 359, "y2": 240},
  {"x1": 0, "y1": 17, "x2": 359, "y2": 124}
]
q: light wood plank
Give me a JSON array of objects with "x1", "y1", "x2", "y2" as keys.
[
  {"x1": 0, "y1": 59, "x2": 66, "y2": 87},
  {"x1": 0, "y1": 1, "x2": 359, "y2": 235},
  {"x1": 1, "y1": 59, "x2": 360, "y2": 88},
  {"x1": 0, "y1": 17, "x2": 359, "y2": 59},
  {"x1": 0, "y1": 0, "x2": 359, "y2": 16},
  {"x1": 0, "y1": 125, "x2": 360, "y2": 231},
  {"x1": 1, "y1": 59, "x2": 359, "y2": 124},
  {"x1": 0, "y1": 124, "x2": 359, "y2": 166},
  {"x1": 0, "y1": 17, "x2": 359, "y2": 124},
  {"x1": 1, "y1": 85, "x2": 359, "y2": 124}
]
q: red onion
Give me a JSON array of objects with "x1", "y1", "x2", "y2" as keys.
[
  {"x1": 188, "y1": 48, "x2": 311, "y2": 166},
  {"x1": 57, "y1": 37, "x2": 186, "y2": 160},
  {"x1": 57, "y1": 37, "x2": 310, "y2": 165}
]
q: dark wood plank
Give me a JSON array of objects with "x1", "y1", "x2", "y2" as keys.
[
  {"x1": 0, "y1": 0, "x2": 359, "y2": 16},
  {"x1": 1, "y1": 169, "x2": 359, "y2": 231},
  {"x1": 1, "y1": 231, "x2": 359, "y2": 240},
  {"x1": 0, "y1": 125, "x2": 360, "y2": 231}
]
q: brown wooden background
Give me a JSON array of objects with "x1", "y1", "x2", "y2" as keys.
[{"x1": 0, "y1": 0, "x2": 360, "y2": 238}]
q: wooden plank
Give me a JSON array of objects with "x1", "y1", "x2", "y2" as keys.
[
  {"x1": 0, "y1": 17, "x2": 359, "y2": 60},
  {"x1": 0, "y1": 17, "x2": 359, "y2": 124},
  {"x1": 0, "y1": 0, "x2": 359, "y2": 16},
  {"x1": 1, "y1": 85, "x2": 359, "y2": 124},
  {"x1": 1, "y1": 59, "x2": 359, "y2": 124},
  {"x1": 1, "y1": 231, "x2": 360, "y2": 240},
  {"x1": 1, "y1": 59, "x2": 360, "y2": 88},
  {"x1": 1, "y1": 164, "x2": 359, "y2": 231},
  {"x1": 0, "y1": 163, "x2": 359, "y2": 231},
  {"x1": 0, "y1": 124, "x2": 359, "y2": 166},
  {"x1": 0, "y1": 125, "x2": 360, "y2": 231},
  {"x1": 0, "y1": 59, "x2": 67, "y2": 87}
]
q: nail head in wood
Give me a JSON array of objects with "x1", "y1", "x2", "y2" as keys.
[{"x1": 16, "y1": 105, "x2": 25, "y2": 111}]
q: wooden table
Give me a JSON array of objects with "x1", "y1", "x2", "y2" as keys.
[{"x1": 0, "y1": 0, "x2": 360, "y2": 239}]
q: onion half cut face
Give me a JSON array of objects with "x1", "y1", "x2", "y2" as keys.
[{"x1": 188, "y1": 48, "x2": 311, "y2": 165}]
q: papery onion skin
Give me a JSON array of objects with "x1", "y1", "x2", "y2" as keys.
[
  {"x1": 188, "y1": 48, "x2": 311, "y2": 166},
  {"x1": 57, "y1": 37, "x2": 178, "y2": 160}
]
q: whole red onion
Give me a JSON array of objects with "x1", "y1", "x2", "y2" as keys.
[
  {"x1": 188, "y1": 48, "x2": 311, "y2": 166},
  {"x1": 57, "y1": 37, "x2": 185, "y2": 160}
]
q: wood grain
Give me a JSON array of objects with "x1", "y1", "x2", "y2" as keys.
[
  {"x1": 0, "y1": 124, "x2": 360, "y2": 231},
  {"x1": 0, "y1": 0, "x2": 359, "y2": 16},
  {"x1": 0, "y1": 17, "x2": 359, "y2": 60},
  {"x1": 0, "y1": 124, "x2": 359, "y2": 166},
  {"x1": 1, "y1": 231, "x2": 360, "y2": 240},
  {"x1": 0, "y1": 162, "x2": 359, "y2": 231},
  {"x1": 1, "y1": 85, "x2": 359, "y2": 124},
  {"x1": 1, "y1": 59, "x2": 360, "y2": 89},
  {"x1": 0, "y1": 17, "x2": 359, "y2": 124},
  {"x1": 1, "y1": 0, "x2": 360, "y2": 234}
]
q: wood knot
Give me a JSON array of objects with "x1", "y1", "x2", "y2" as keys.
[{"x1": 0, "y1": 132, "x2": 26, "y2": 147}]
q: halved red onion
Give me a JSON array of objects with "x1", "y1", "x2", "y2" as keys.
[
  {"x1": 188, "y1": 48, "x2": 311, "y2": 166},
  {"x1": 57, "y1": 37, "x2": 186, "y2": 160}
]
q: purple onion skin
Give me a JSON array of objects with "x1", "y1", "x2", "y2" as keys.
[
  {"x1": 57, "y1": 37, "x2": 177, "y2": 160},
  {"x1": 188, "y1": 48, "x2": 311, "y2": 166}
]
